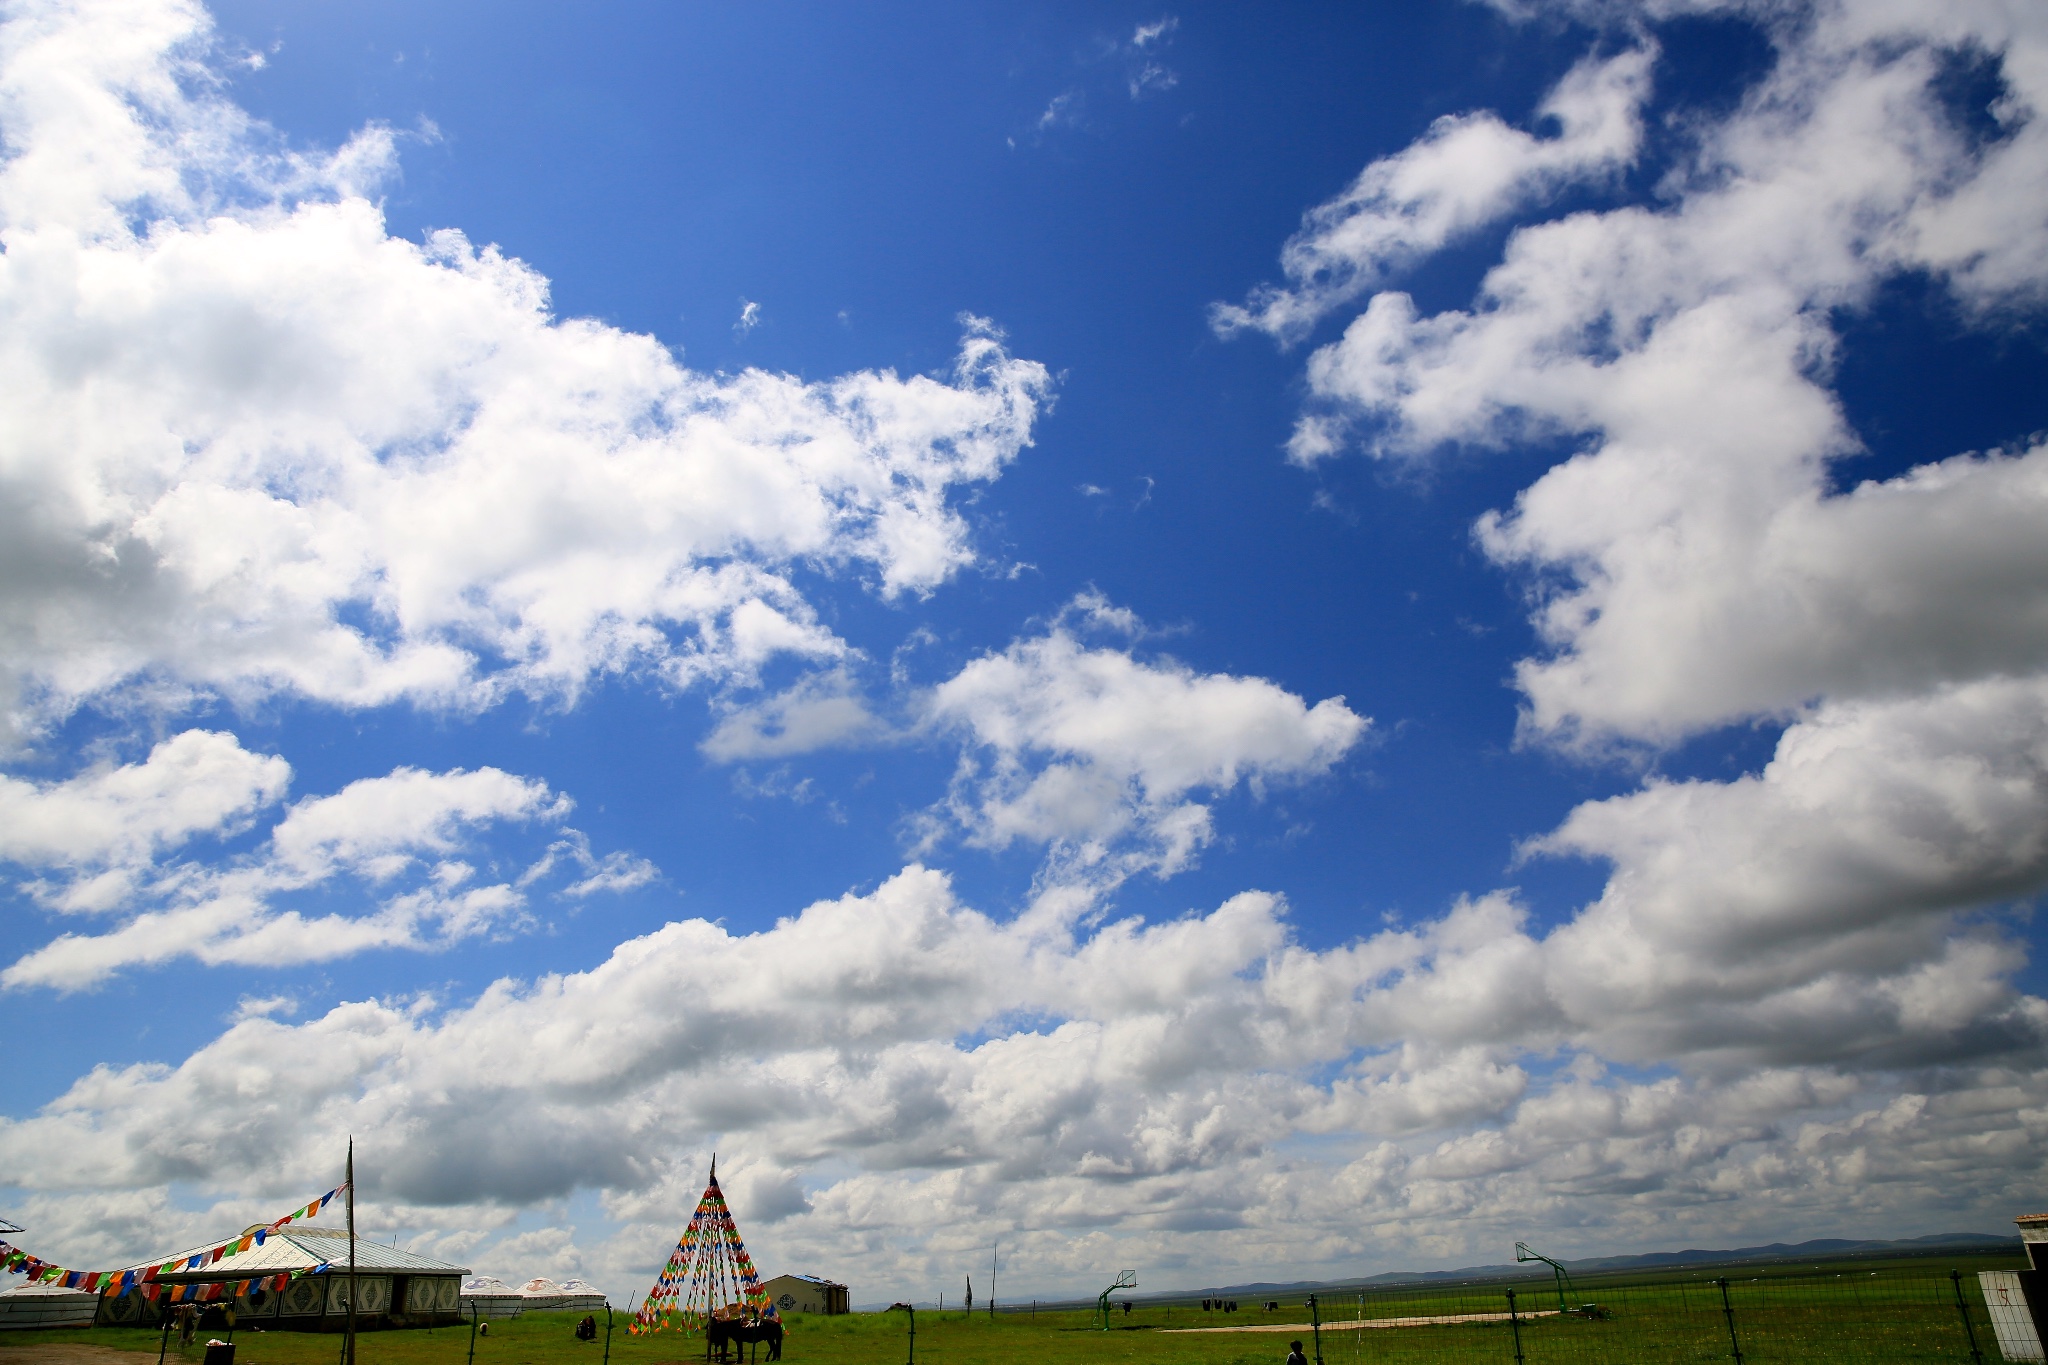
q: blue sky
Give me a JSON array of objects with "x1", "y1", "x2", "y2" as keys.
[{"x1": 2, "y1": 0, "x2": 2047, "y2": 1306}]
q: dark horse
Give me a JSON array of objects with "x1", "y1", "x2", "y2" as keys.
[{"x1": 707, "y1": 1317, "x2": 783, "y2": 1363}]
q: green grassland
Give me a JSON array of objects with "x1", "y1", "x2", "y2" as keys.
[{"x1": 16, "y1": 1249, "x2": 2026, "y2": 1365}]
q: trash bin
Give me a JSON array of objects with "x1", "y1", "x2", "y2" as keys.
[{"x1": 202, "y1": 1340, "x2": 235, "y2": 1365}]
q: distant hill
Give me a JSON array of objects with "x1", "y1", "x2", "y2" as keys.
[
  {"x1": 900, "y1": 1232, "x2": 2023, "y2": 1313},
  {"x1": 1545, "y1": 1232, "x2": 2019, "y2": 1274},
  {"x1": 1160, "y1": 1232, "x2": 2022, "y2": 1302}
]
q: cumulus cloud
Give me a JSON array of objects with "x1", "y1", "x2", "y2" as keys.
[
  {"x1": 1217, "y1": 2, "x2": 2048, "y2": 1070},
  {"x1": 1, "y1": 865, "x2": 2039, "y2": 1299},
  {"x1": 700, "y1": 670, "x2": 886, "y2": 762},
  {"x1": 1128, "y1": 0, "x2": 2048, "y2": 1291},
  {"x1": 1211, "y1": 44, "x2": 1655, "y2": 346},
  {"x1": 0, "y1": 729, "x2": 286, "y2": 877},
  {"x1": 1249, "y1": 1, "x2": 2048, "y2": 741},
  {"x1": 1530, "y1": 675, "x2": 2048, "y2": 1069},
  {"x1": 0, "y1": 0, "x2": 1049, "y2": 747},
  {"x1": 1488, "y1": 439, "x2": 2048, "y2": 745},
  {"x1": 0, "y1": 733, "x2": 642, "y2": 990},
  {"x1": 922, "y1": 595, "x2": 1367, "y2": 889},
  {"x1": 9, "y1": 0, "x2": 2048, "y2": 1311}
]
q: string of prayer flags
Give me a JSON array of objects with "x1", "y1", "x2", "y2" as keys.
[
  {"x1": 0, "y1": 1181, "x2": 347, "y2": 1297},
  {"x1": 153, "y1": 1268, "x2": 323, "y2": 1303},
  {"x1": 0, "y1": 1245, "x2": 326, "y2": 1302}
]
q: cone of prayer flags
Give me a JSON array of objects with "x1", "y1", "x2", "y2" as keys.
[{"x1": 630, "y1": 1164, "x2": 769, "y2": 1336}]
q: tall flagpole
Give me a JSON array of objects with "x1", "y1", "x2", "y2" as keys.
[{"x1": 346, "y1": 1138, "x2": 357, "y2": 1365}]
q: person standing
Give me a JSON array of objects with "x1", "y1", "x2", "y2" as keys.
[{"x1": 1287, "y1": 1339, "x2": 1308, "y2": 1365}]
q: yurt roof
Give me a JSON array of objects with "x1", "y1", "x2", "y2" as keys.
[
  {"x1": 0, "y1": 1282, "x2": 96, "y2": 1301},
  {"x1": 136, "y1": 1225, "x2": 468, "y2": 1279}
]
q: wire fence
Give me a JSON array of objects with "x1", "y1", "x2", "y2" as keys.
[
  {"x1": 1278, "y1": 1266, "x2": 2005, "y2": 1364},
  {"x1": 1045, "y1": 1261, "x2": 2025, "y2": 1364}
]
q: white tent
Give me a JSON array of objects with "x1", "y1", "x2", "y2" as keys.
[
  {"x1": 460, "y1": 1276, "x2": 526, "y2": 1320},
  {"x1": 457, "y1": 1273, "x2": 607, "y2": 1318},
  {"x1": 0, "y1": 1283, "x2": 96, "y2": 1331}
]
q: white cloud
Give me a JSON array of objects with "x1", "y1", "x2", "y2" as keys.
[
  {"x1": 1132, "y1": 16, "x2": 1179, "y2": 49},
  {"x1": 923, "y1": 596, "x2": 1367, "y2": 889},
  {"x1": 231, "y1": 993, "x2": 295, "y2": 1022},
  {"x1": 0, "y1": 864, "x2": 2039, "y2": 1302},
  {"x1": 267, "y1": 766, "x2": 567, "y2": 881},
  {"x1": 1257, "y1": 4, "x2": 2048, "y2": 745},
  {"x1": 0, "y1": 0, "x2": 1050, "y2": 746},
  {"x1": 700, "y1": 670, "x2": 885, "y2": 762},
  {"x1": 1226, "y1": 8, "x2": 2048, "y2": 1103},
  {"x1": 1036, "y1": 90, "x2": 1081, "y2": 133},
  {"x1": 0, "y1": 728, "x2": 286, "y2": 877},
  {"x1": 1487, "y1": 438, "x2": 2048, "y2": 745},
  {"x1": 1216, "y1": 2, "x2": 2048, "y2": 1068},
  {"x1": 0, "y1": 733, "x2": 642, "y2": 990},
  {"x1": 1129, "y1": 62, "x2": 1178, "y2": 100},
  {"x1": 1530, "y1": 674, "x2": 2048, "y2": 1069},
  {"x1": 8, "y1": 0, "x2": 2048, "y2": 1311},
  {"x1": 1127, "y1": 16, "x2": 1179, "y2": 98},
  {"x1": 1211, "y1": 45, "x2": 1655, "y2": 346}
]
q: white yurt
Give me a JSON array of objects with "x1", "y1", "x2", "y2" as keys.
[
  {"x1": 0, "y1": 1282, "x2": 97, "y2": 1331},
  {"x1": 557, "y1": 1279, "x2": 609, "y2": 1313},
  {"x1": 460, "y1": 1276, "x2": 526, "y2": 1319},
  {"x1": 518, "y1": 1277, "x2": 569, "y2": 1311}
]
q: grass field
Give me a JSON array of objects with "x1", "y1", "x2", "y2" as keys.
[{"x1": 11, "y1": 1250, "x2": 2026, "y2": 1365}]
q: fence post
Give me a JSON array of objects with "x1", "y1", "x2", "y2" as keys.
[
  {"x1": 1715, "y1": 1279, "x2": 1745, "y2": 1365},
  {"x1": 1506, "y1": 1288, "x2": 1526, "y2": 1365},
  {"x1": 1950, "y1": 1269, "x2": 1987, "y2": 1365}
]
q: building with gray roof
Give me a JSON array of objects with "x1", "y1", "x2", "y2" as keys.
[{"x1": 98, "y1": 1224, "x2": 468, "y2": 1332}]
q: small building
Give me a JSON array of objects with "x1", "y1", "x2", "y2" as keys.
[
  {"x1": 101, "y1": 1224, "x2": 468, "y2": 1331},
  {"x1": 1985, "y1": 1213, "x2": 2048, "y2": 1363},
  {"x1": 760, "y1": 1274, "x2": 848, "y2": 1316}
]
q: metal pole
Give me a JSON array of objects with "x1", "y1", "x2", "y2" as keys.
[
  {"x1": 990, "y1": 1241, "x2": 997, "y2": 1319},
  {"x1": 1307, "y1": 1293, "x2": 1323, "y2": 1365},
  {"x1": 1951, "y1": 1269, "x2": 1986, "y2": 1365},
  {"x1": 892, "y1": 1305, "x2": 913, "y2": 1365},
  {"x1": 1716, "y1": 1278, "x2": 1744, "y2": 1365},
  {"x1": 467, "y1": 1301, "x2": 479, "y2": 1365},
  {"x1": 1506, "y1": 1288, "x2": 1526, "y2": 1365},
  {"x1": 157, "y1": 1311, "x2": 170, "y2": 1365},
  {"x1": 345, "y1": 1139, "x2": 357, "y2": 1365},
  {"x1": 604, "y1": 1301, "x2": 614, "y2": 1365}
]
